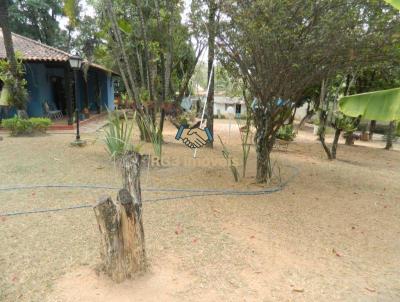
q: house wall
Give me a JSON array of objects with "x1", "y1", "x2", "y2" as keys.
[
  {"x1": 25, "y1": 63, "x2": 55, "y2": 117},
  {"x1": 23, "y1": 63, "x2": 66, "y2": 117},
  {"x1": 11, "y1": 63, "x2": 116, "y2": 118},
  {"x1": 214, "y1": 103, "x2": 226, "y2": 116},
  {"x1": 86, "y1": 69, "x2": 114, "y2": 112},
  {"x1": 107, "y1": 74, "x2": 115, "y2": 110}
]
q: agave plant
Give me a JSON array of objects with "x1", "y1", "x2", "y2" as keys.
[{"x1": 104, "y1": 111, "x2": 136, "y2": 159}]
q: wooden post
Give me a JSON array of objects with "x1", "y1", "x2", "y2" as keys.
[
  {"x1": 120, "y1": 151, "x2": 146, "y2": 264},
  {"x1": 93, "y1": 152, "x2": 147, "y2": 283},
  {"x1": 121, "y1": 152, "x2": 143, "y2": 210},
  {"x1": 93, "y1": 196, "x2": 122, "y2": 280},
  {"x1": 83, "y1": 74, "x2": 89, "y2": 111}
]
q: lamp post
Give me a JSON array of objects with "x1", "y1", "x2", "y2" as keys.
[{"x1": 69, "y1": 55, "x2": 86, "y2": 146}]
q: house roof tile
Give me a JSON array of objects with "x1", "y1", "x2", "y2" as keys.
[
  {"x1": 0, "y1": 30, "x2": 70, "y2": 62},
  {"x1": 0, "y1": 29, "x2": 119, "y2": 75}
]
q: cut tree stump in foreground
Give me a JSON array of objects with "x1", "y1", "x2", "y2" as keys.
[{"x1": 93, "y1": 152, "x2": 146, "y2": 283}]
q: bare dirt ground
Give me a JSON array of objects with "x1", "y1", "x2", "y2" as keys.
[{"x1": 0, "y1": 119, "x2": 399, "y2": 301}]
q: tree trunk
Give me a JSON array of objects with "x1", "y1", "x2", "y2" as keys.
[
  {"x1": 345, "y1": 134, "x2": 355, "y2": 145},
  {"x1": 136, "y1": 48, "x2": 145, "y2": 88},
  {"x1": 159, "y1": 109, "x2": 166, "y2": 134},
  {"x1": 369, "y1": 120, "x2": 376, "y2": 140},
  {"x1": 113, "y1": 43, "x2": 134, "y2": 102},
  {"x1": 105, "y1": 0, "x2": 140, "y2": 102},
  {"x1": 296, "y1": 102, "x2": 314, "y2": 132},
  {"x1": 93, "y1": 152, "x2": 146, "y2": 283},
  {"x1": 149, "y1": 61, "x2": 157, "y2": 122},
  {"x1": 331, "y1": 129, "x2": 341, "y2": 159},
  {"x1": 297, "y1": 110, "x2": 314, "y2": 131},
  {"x1": 120, "y1": 151, "x2": 146, "y2": 259},
  {"x1": 0, "y1": 0, "x2": 18, "y2": 78},
  {"x1": 385, "y1": 120, "x2": 395, "y2": 150},
  {"x1": 318, "y1": 109, "x2": 333, "y2": 160},
  {"x1": 255, "y1": 127, "x2": 274, "y2": 183},
  {"x1": 206, "y1": 0, "x2": 217, "y2": 148},
  {"x1": 160, "y1": 51, "x2": 172, "y2": 133},
  {"x1": 164, "y1": 52, "x2": 172, "y2": 102},
  {"x1": 318, "y1": 127, "x2": 333, "y2": 160},
  {"x1": 156, "y1": 0, "x2": 172, "y2": 134},
  {"x1": 317, "y1": 80, "x2": 333, "y2": 160},
  {"x1": 175, "y1": 46, "x2": 205, "y2": 105},
  {"x1": 136, "y1": 0, "x2": 154, "y2": 105}
]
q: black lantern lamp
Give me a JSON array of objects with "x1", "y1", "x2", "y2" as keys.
[
  {"x1": 69, "y1": 54, "x2": 83, "y2": 70},
  {"x1": 69, "y1": 55, "x2": 86, "y2": 147}
]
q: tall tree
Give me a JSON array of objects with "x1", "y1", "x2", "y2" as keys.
[
  {"x1": 0, "y1": 0, "x2": 28, "y2": 111},
  {"x1": 219, "y1": 0, "x2": 374, "y2": 182},
  {"x1": 8, "y1": 0, "x2": 70, "y2": 50},
  {"x1": 0, "y1": 0, "x2": 18, "y2": 77},
  {"x1": 316, "y1": 0, "x2": 400, "y2": 158}
]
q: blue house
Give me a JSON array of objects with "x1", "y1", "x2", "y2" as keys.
[{"x1": 0, "y1": 31, "x2": 118, "y2": 124}]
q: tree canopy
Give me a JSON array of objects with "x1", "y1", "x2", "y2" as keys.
[{"x1": 8, "y1": 0, "x2": 70, "y2": 50}]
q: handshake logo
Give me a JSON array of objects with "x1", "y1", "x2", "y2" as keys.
[{"x1": 175, "y1": 125, "x2": 213, "y2": 149}]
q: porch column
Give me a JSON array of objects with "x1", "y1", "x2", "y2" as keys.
[
  {"x1": 83, "y1": 73, "x2": 89, "y2": 110},
  {"x1": 64, "y1": 65, "x2": 73, "y2": 125}
]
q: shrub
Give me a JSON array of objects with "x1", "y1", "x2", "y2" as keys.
[
  {"x1": 2, "y1": 117, "x2": 32, "y2": 135},
  {"x1": 179, "y1": 117, "x2": 189, "y2": 126},
  {"x1": 276, "y1": 124, "x2": 296, "y2": 141},
  {"x1": 2, "y1": 116, "x2": 51, "y2": 136},
  {"x1": 30, "y1": 118, "x2": 52, "y2": 132}
]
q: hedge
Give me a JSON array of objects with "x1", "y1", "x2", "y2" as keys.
[{"x1": 2, "y1": 117, "x2": 52, "y2": 136}]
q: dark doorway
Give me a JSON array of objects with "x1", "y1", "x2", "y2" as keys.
[
  {"x1": 51, "y1": 76, "x2": 67, "y2": 114},
  {"x1": 235, "y1": 104, "x2": 242, "y2": 114}
]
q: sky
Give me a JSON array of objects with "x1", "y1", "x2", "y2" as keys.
[{"x1": 60, "y1": 0, "x2": 191, "y2": 28}]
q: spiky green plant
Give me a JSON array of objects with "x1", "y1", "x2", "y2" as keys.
[
  {"x1": 104, "y1": 111, "x2": 136, "y2": 159},
  {"x1": 137, "y1": 113, "x2": 163, "y2": 161}
]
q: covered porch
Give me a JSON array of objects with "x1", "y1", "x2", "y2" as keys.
[
  {"x1": 0, "y1": 30, "x2": 118, "y2": 124},
  {"x1": 24, "y1": 61, "x2": 116, "y2": 125}
]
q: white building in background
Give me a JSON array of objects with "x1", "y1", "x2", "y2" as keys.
[
  {"x1": 192, "y1": 95, "x2": 247, "y2": 118},
  {"x1": 213, "y1": 96, "x2": 247, "y2": 118},
  {"x1": 191, "y1": 84, "x2": 247, "y2": 118}
]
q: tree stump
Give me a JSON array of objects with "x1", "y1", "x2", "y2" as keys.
[{"x1": 93, "y1": 152, "x2": 146, "y2": 283}]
